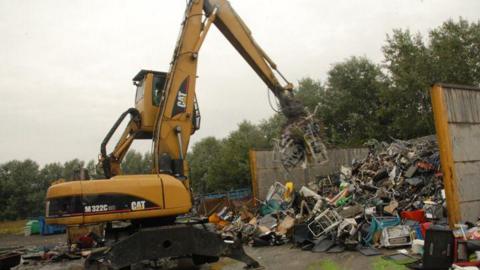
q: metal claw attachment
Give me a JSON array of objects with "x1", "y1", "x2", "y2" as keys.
[{"x1": 278, "y1": 111, "x2": 328, "y2": 170}]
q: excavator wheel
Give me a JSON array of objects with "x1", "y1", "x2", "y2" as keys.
[{"x1": 84, "y1": 223, "x2": 260, "y2": 270}]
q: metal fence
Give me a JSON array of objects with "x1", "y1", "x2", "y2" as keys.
[{"x1": 200, "y1": 188, "x2": 252, "y2": 200}]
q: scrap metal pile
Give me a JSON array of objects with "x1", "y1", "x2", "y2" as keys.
[{"x1": 208, "y1": 136, "x2": 448, "y2": 254}]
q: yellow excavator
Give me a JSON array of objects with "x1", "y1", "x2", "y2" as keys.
[{"x1": 45, "y1": 0, "x2": 326, "y2": 269}]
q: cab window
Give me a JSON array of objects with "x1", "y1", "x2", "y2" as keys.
[
  {"x1": 135, "y1": 80, "x2": 145, "y2": 103},
  {"x1": 152, "y1": 75, "x2": 167, "y2": 106}
]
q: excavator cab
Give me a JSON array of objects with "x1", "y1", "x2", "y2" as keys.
[
  {"x1": 93, "y1": 69, "x2": 202, "y2": 179},
  {"x1": 133, "y1": 70, "x2": 168, "y2": 133},
  {"x1": 133, "y1": 69, "x2": 201, "y2": 135}
]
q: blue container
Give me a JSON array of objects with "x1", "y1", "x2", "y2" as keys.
[
  {"x1": 363, "y1": 215, "x2": 401, "y2": 245},
  {"x1": 39, "y1": 216, "x2": 66, "y2": 235},
  {"x1": 412, "y1": 224, "x2": 424, "y2": 240}
]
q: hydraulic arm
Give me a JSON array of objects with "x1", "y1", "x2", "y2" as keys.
[
  {"x1": 151, "y1": 0, "x2": 308, "y2": 177},
  {"x1": 100, "y1": 0, "x2": 322, "y2": 178},
  {"x1": 46, "y1": 0, "x2": 327, "y2": 268}
]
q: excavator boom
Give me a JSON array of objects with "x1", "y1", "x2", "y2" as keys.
[
  {"x1": 45, "y1": 1, "x2": 327, "y2": 268},
  {"x1": 152, "y1": 0, "x2": 321, "y2": 177}
]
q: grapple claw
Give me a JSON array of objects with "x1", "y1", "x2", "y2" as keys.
[{"x1": 278, "y1": 111, "x2": 328, "y2": 170}]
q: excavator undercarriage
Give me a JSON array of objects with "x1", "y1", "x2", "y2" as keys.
[{"x1": 85, "y1": 221, "x2": 259, "y2": 269}]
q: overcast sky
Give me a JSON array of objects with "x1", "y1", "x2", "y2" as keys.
[{"x1": 0, "y1": 0, "x2": 479, "y2": 166}]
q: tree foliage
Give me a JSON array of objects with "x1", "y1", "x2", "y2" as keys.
[
  {"x1": 217, "y1": 121, "x2": 270, "y2": 190},
  {"x1": 188, "y1": 121, "x2": 270, "y2": 193},
  {"x1": 320, "y1": 56, "x2": 387, "y2": 146},
  {"x1": 121, "y1": 150, "x2": 151, "y2": 175},
  {"x1": 381, "y1": 29, "x2": 435, "y2": 139},
  {"x1": 0, "y1": 151, "x2": 155, "y2": 220},
  {"x1": 380, "y1": 18, "x2": 480, "y2": 139},
  {"x1": 63, "y1": 159, "x2": 85, "y2": 180},
  {"x1": 0, "y1": 160, "x2": 41, "y2": 220},
  {"x1": 188, "y1": 137, "x2": 223, "y2": 193},
  {"x1": 293, "y1": 78, "x2": 325, "y2": 113},
  {"x1": 429, "y1": 19, "x2": 480, "y2": 85},
  {"x1": 0, "y1": 159, "x2": 81, "y2": 220},
  {"x1": 86, "y1": 160, "x2": 103, "y2": 180}
]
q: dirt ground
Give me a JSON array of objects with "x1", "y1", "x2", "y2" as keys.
[
  {"x1": 220, "y1": 245, "x2": 401, "y2": 270},
  {"x1": 0, "y1": 233, "x2": 66, "y2": 249},
  {"x1": 1, "y1": 234, "x2": 407, "y2": 270}
]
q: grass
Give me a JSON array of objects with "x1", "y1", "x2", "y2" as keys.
[
  {"x1": 306, "y1": 257, "x2": 409, "y2": 270},
  {"x1": 372, "y1": 258, "x2": 407, "y2": 270},
  {"x1": 0, "y1": 220, "x2": 26, "y2": 235},
  {"x1": 306, "y1": 259, "x2": 342, "y2": 270}
]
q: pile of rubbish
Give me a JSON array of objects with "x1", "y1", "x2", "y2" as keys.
[
  {"x1": 209, "y1": 137, "x2": 476, "y2": 259},
  {"x1": 212, "y1": 136, "x2": 444, "y2": 247}
]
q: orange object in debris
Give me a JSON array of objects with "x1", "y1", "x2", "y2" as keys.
[
  {"x1": 209, "y1": 213, "x2": 221, "y2": 224},
  {"x1": 208, "y1": 213, "x2": 230, "y2": 229},
  {"x1": 218, "y1": 220, "x2": 229, "y2": 229}
]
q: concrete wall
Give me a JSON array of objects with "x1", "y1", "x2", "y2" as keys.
[
  {"x1": 432, "y1": 84, "x2": 480, "y2": 224},
  {"x1": 251, "y1": 148, "x2": 368, "y2": 200}
]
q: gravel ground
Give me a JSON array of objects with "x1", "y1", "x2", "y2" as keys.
[
  {"x1": 0, "y1": 233, "x2": 66, "y2": 249},
  {"x1": 1, "y1": 234, "x2": 407, "y2": 270},
  {"x1": 221, "y1": 245, "x2": 390, "y2": 270}
]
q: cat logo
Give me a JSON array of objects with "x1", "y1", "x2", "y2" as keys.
[
  {"x1": 172, "y1": 77, "x2": 189, "y2": 117},
  {"x1": 131, "y1": 200, "x2": 146, "y2": 211},
  {"x1": 177, "y1": 92, "x2": 187, "y2": 108}
]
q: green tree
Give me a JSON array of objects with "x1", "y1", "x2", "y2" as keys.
[
  {"x1": 86, "y1": 160, "x2": 104, "y2": 179},
  {"x1": 143, "y1": 152, "x2": 153, "y2": 174},
  {"x1": 258, "y1": 114, "x2": 286, "y2": 148},
  {"x1": 214, "y1": 121, "x2": 270, "y2": 191},
  {"x1": 294, "y1": 78, "x2": 325, "y2": 113},
  {"x1": 187, "y1": 137, "x2": 223, "y2": 193},
  {"x1": 429, "y1": 18, "x2": 480, "y2": 85},
  {"x1": 39, "y1": 162, "x2": 64, "y2": 188},
  {"x1": 0, "y1": 160, "x2": 42, "y2": 220},
  {"x1": 381, "y1": 18, "x2": 480, "y2": 140},
  {"x1": 121, "y1": 150, "x2": 150, "y2": 174},
  {"x1": 63, "y1": 159, "x2": 85, "y2": 180},
  {"x1": 382, "y1": 29, "x2": 434, "y2": 139},
  {"x1": 319, "y1": 56, "x2": 386, "y2": 146},
  {"x1": 188, "y1": 121, "x2": 271, "y2": 193}
]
